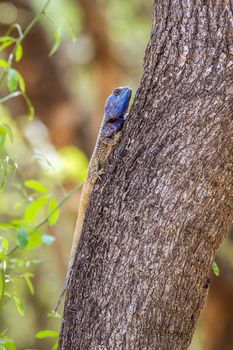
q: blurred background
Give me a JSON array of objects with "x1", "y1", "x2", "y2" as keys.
[{"x1": 0, "y1": 1, "x2": 233, "y2": 349}]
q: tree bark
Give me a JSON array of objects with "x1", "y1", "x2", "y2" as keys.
[{"x1": 59, "y1": 1, "x2": 233, "y2": 349}]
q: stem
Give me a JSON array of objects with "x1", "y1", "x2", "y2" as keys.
[
  {"x1": 35, "y1": 184, "x2": 82, "y2": 230},
  {"x1": 6, "y1": 184, "x2": 82, "y2": 257},
  {"x1": 6, "y1": 245, "x2": 19, "y2": 256},
  {"x1": 21, "y1": 0, "x2": 53, "y2": 43},
  {"x1": 0, "y1": 91, "x2": 21, "y2": 103},
  {"x1": 0, "y1": 0, "x2": 53, "y2": 89}
]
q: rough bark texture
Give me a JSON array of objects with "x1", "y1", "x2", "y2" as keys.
[{"x1": 60, "y1": 1, "x2": 233, "y2": 349}]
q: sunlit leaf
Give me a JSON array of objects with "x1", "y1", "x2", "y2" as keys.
[
  {"x1": 13, "y1": 296, "x2": 25, "y2": 316},
  {"x1": 7, "y1": 69, "x2": 18, "y2": 93},
  {"x1": 0, "y1": 223, "x2": 15, "y2": 230},
  {"x1": 16, "y1": 227, "x2": 29, "y2": 248},
  {"x1": 2, "y1": 123, "x2": 13, "y2": 143},
  {"x1": 0, "y1": 36, "x2": 15, "y2": 43},
  {"x1": 22, "y1": 273, "x2": 34, "y2": 295},
  {"x1": 0, "y1": 157, "x2": 10, "y2": 191},
  {"x1": 49, "y1": 28, "x2": 63, "y2": 57},
  {"x1": 24, "y1": 196, "x2": 49, "y2": 222},
  {"x1": 21, "y1": 93, "x2": 35, "y2": 120},
  {"x1": 24, "y1": 180, "x2": 49, "y2": 193},
  {"x1": 0, "y1": 60, "x2": 9, "y2": 68},
  {"x1": 26, "y1": 230, "x2": 43, "y2": 250},
  {"x1": 212, "y1": 261, "x2": 220, "y2": 276},
  {"x1": 17, "y1": 71, "x2": 25, "y2": 93},
  {"x1": 42, "y1": 234, "x2": 55, "y2": 246},
  {"x1": 0, "y1": 126, "x2": 6, "y2": 149},
  {"x1": 48, "y1": 197, "x2": 59, "y2": 225},
  {"x1": 0, "y1": 36, "x2": 15, "y2": 52},
  {"x1": 11, "y1": 219, "x2": 29, "y2": 228},
  {"x1": 0, "y1": 269, "x2": 5, "y2": 307},
  {"x1": 0, "y1": 237, "x2": 8, "y2": 254},
  {"x1": 35, "y1": 330, "x2": 59, "y2": 339},
  {"x1": 0, "y1": 336, "x2": 16, "y2": 350},
  {"x1": 15, "y1": 44, "x2": 23, "y2": 62},
  {"x1": 51, "y1": 340, "x2": 59, "y2": 350}
]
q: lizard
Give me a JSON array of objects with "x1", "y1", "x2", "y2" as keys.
[{"x1": 54, "y1": 86, "x2": 132, "y2": 312}]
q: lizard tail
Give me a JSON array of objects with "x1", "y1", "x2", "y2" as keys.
[
  {"x1": 53, "y1": 179, "x2": 93, "y2": 313},
  {"x1": 53, "y1": 265, "x2": 72, "y2": 313},
  {"x1": 53, "y1": 284, "x2": 66, "y2": 314}
]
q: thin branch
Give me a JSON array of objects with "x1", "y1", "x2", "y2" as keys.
[
  {"x1": 0, "y1": 0, "x2": 54, "y2": 88},
  {"x1": 7, "y1": 184, "x2": 82, "y2": 256},
  {"x1": 35, "y1": 184, "x2": 82, "y2": 230}
]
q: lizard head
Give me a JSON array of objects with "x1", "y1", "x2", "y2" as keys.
[
  {"x1": 101, "y1": 86, "x2": 132, "y2": 140},
  {"x1": 104, "y1": 87, "x2": 132, "y2": 119}
]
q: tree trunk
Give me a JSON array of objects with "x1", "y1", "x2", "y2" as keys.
[{"x1": 59, "y1": 1, "x2": 233, "y2": 349}]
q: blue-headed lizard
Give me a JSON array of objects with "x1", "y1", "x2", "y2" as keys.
[{"x1": 54, "y1": 87, "x2": 132, "y2": 312}]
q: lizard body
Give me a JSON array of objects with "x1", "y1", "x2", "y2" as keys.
[{"x1": 54, "y1": 87, "x2": 132, "y2": 312}]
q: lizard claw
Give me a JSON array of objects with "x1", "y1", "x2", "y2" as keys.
[{"x1": 97, "y1": 169, "x2": 105, "y2": 180}]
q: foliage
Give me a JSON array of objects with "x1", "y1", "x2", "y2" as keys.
[{"x1": 0, "y1": 1, "x2": 88, "y2": 349}]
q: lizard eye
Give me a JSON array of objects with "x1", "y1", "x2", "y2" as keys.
[{"x1": 113, "y1": 88, "x2": 121, "y2": 96}]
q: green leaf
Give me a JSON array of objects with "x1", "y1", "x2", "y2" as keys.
[
  {"x1": 42, "y1": 234, "x2": 55, "y2": 246},
  {"x1": 0, "y1": 223, "x2": 15, "y2": 230},
  {"x1": 35, "y1": 330, "x2": 59, "y2": 339},
  {"x1": 2, "y1": 124, "x2": 13, "y2": 143},
  {"x1": 0, "y1": 36, "x2": 15, "y2": 52},
  {"x1": 24, "y1": 196, "x2": 49, "y2": 222},
  {"x1": 13, "y1": 296, "x2": 25, "y2": 316},
  {"x1": 0, "y1": 60, "x2": 9, "y2": 68},
  {"x1": 21, "y1": 93, "x2": 35, "y2": 120},
  {"x1": 51, "y1": 340, "x2": 59, "y2": 350},
  {"x1": 17, "y1": 71, "x2": 25, "y2": 93},
  {"x1": 7, "y1": 69, "x2": 18, "y2": 93},
  {"x1": 49, "y1": 28, "x2": 63, "y2": 57},
  {"x1": 22, "y1": 273, "x2": 34, "y2": 295},
  {"x1": 212, "y1": 261, "x2": 220, "y2": 276},
  {"x1": 16, "y1": 227, "x2": 29, "y2": 248},
  {"x1": 0, "y1": 126, "x2": 6, "y2": 149},
  {"x1": 11, "y1": 219, "x2": 29, "y2": 228},
  {"x1": 24, "y1": 180, "x2": 49, "y2": 193},
  {"x1": 15, "y1": 44, "x2": 23, "y2": 62},
  {"x1": 0, "y1": 157, "x2": 10, "y2": 191},
  {"x1": 0, "y1": 41, "x2": 15, "y2": 52},
  {"x1": 0, "y1": 237, "x2": 8, "y2": 254},
  {"x1": 48, "y1": 197, "x2": 59, "y2": 225},
  {"x1": 26, "y1": 230, "x2": 43, "y2": 250},
  {"x1": 0, "y1": 36, "x2": 15, "y2": 43},
  {"x1": 0, "y1": 336, "x2": 16, "y2": 350},
  {"x1": 0, "y1": 269, "x2": 5, "y2": 307}
]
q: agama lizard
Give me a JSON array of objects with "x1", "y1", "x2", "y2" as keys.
[{"x1": 54, "y1": 86, "x2": 132, "y2": 312}]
